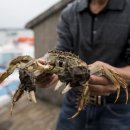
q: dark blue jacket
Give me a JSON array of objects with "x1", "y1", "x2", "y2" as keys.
[{"x1": 56, "y1": 0, "x2": 130, "y2": 67}]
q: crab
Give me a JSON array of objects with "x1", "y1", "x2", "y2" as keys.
[{"x1": 0, "y1": 50, "x2": 128, "y2": 118}]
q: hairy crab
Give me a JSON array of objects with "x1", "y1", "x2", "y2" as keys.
[{"x1": 0, "y1": 50, "x2": 128, "y2": 118}]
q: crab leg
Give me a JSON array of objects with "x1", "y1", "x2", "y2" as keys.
[
  {"x1": 11, "y1": 83, "x2": 25, "y2": 115},
  {"x1": 29, "y1": 90, "x2": 37, "y2": 103},
  {"x1": 0, "y1": 65, "x2": 17, "y2": 82},
  {"x1": 55, "y1": 80, "x2": 65, "y2": 91},
  {"x1": 90, "y1": 65, "x2": 128, "y2": 104},
  {"x1": 25, "y1": 91, "x2": 32, "y2": 101},
  {"x1": 0, "y1": 56, "x2": 33, "y2": 82},
  {"x1": 62, "y1": 83, "x2": 72, "y2": 94},
  {"x1": 69, "y1": 81, "x2": 89, "y2": 119}
]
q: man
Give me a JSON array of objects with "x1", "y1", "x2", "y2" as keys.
[{"x1": 38, "y1": 0, "x2": 130, "y2": 129}]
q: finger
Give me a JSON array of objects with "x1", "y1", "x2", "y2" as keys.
[
  {"x1": 48, "y1": 74, "x2": 59, "y2": 86},
  {"x1": 37, "y1": 58, "x2": 46, "y2": 65},
  {"x1": 89, "y1": 84, "x2": 117, "y2": 94},
  {"x1": 89, "y1": 75, "x2": 111, "y2": 85}
]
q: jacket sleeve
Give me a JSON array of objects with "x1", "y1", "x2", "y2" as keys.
[
  {"x1": 55, "y1": 8, "x2": 74, "y2": 52},
  {"x1": 124, "y1": 35, "x2": 130, "y2": 64}
]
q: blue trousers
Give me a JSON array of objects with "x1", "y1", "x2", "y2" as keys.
[{"x1": 56, "y1": 89, "x2": 130, "y2": 130}]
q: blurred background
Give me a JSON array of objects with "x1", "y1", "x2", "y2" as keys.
[{"x1": 0, "y1": 0, "x2": 72, "y2": 130}]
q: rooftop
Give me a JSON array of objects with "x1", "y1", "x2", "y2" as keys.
[{"x1": 26, "y1": 0, "x2": 72, "y2": 29}]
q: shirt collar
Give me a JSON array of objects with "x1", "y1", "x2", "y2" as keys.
[
  {"x1": 76, "y1": 0, "x2": 89, "y2": 12},
  {"x1": 76, "y1": 0, "x2": 126, "y2": 12}
]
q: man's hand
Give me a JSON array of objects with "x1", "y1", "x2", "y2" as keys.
[
  {"x1": 88, "y1": 61, "x2": 117, "y2": 96},
  {"x1": 89, "y1": 75, "x2": 117, "y2": 96},
  {"x1": 36, "y1": 57, "x2": 58, "y2": 88}
]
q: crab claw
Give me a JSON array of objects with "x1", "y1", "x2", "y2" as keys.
[
  {"x1": 55, "y1": 80, "x2": 65, "y2": 91},
  {"x1": 62, "y1": 83, "x2": 72, "y2": 94},
  {"x1": 25, "y1": 91, "x2": 32, "y2": 101},
  {"x1": 10, "y1": 102, "x2": 15, "y2": 116},
  {"x1": 29, "y1": 91, "x2": 37, "y2": 103},
  {"x1": 34, "y1": 70, "x2": 42, "y2": 76}
]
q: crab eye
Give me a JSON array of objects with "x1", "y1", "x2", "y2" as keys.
[{"x1": 56, "y1": 60, "x2": 66, "y2": 67}]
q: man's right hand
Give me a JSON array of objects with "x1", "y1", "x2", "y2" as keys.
[{"x1": 35, "y1": 57, "x2": 58, "y2": 88}]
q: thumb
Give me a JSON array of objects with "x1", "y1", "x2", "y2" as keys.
[{"x1": 37, "y1": 58, "x2": 46, "y2": 65}]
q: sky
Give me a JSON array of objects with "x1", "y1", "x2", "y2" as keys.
[{"x1": 0, "y1": 0, "x2": 61, "y2": 28}]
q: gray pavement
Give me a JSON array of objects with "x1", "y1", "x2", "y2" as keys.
[{"x1": 0, "y1": 97, "x2": 60, "y2": 130}]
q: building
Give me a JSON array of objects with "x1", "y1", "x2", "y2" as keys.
[
  {"x1": 0, "y1": 28, "x2": 33, "y2": 45},
  {"x1": 26, "y1": 0, "x2": 72, "y2": 105},
  {"x1": 26, "y1": 0, "x2": 72, "y2": 58}
]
